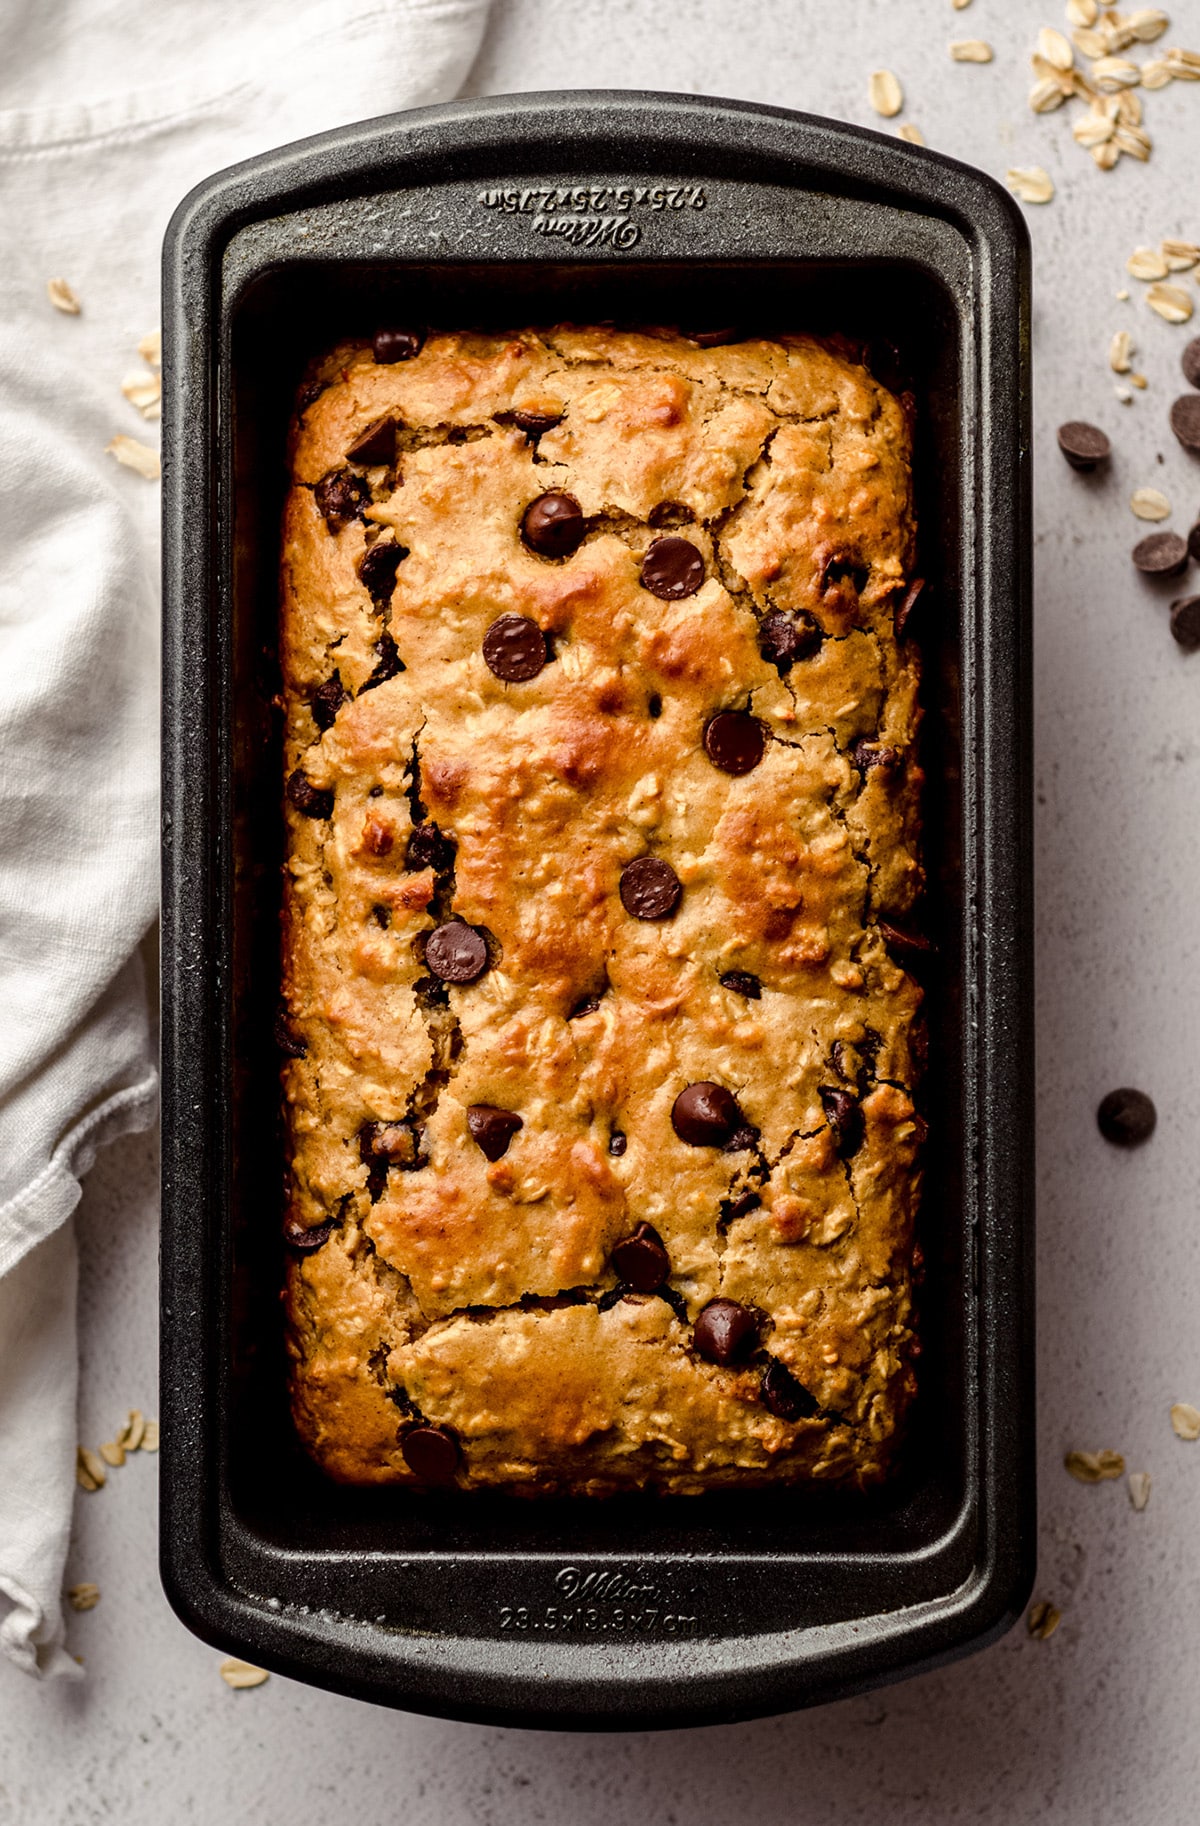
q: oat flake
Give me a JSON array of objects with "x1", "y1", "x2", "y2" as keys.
[
  {"x1": 1127, "y1": 1470, "x2": 1152, "y2": 1510},
  {"x1": 1128, "y1": 246, "x2": 1169, "y2": 280},
  {"x1": 1110, "y1": 328, "x2": 1134, "y2": 371},
  {"x1": 141, "y1": 1418, "x2": 160, "y2": 1452},
  {"x1": 46, "y1": 277, "x2": 81, "y2": 315},
  {"x1": 76, "y1": 1447, "x2": 106, "y2": 1492},
  {"x1": 1027, "y1": 1599, "x2": 1062, "y2": 1639},
  {"x1": 1066, "y1": 0, "x2": 1098, "y2": 24},
  {"x1": 1161, "y1": 239, "x2": 1200, "y2": 271},
  {"x1": 1131, "y1": 487, "x2": 1171, "y2": 520},
  {"x1": 106, "y1": 435, "x2": 160, "y2": 480},
  {"x1": 898, "y1": 123, "x2": 925, "y2": 145},
  {"x1": 1147, "y1": 282, "x2": 1194, "y2": 323},
  {"x1": 868, "y1": 69, "x2": 904, "y2": 118},
  {"x1": 220, "y1": 1658, "x2": 270, "y2": 1690},
  {"x1": 1064, "y1": 1447, "x2": 1126, "y2": 1481},
  {"x1": 950, "y1": 40, "x2": 993, "y2": 63},
  {"x1": 67, "y1": 1583, "x2": 100, "y2": 1612},
  {"x1": 1170, "y1": 1402, "x2": 1200, "y2": 1439},
  {"x1": 1006, "y1": 165, "x2": 1054, "y2": 204},
  {"x1": 138, "y1": 329, "x2": 162, "y2": 367},
  {"x1": 98, "y1": 1440, "x2": 125, "y2": 1469}
]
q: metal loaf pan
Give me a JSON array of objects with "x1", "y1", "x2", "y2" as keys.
[{"x1": 160, "y1": 90, "x2": 1034, "y2": 1730}]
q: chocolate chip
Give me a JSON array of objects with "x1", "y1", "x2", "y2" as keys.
[
  {"x1": 373, "y1": 328, "x2": 425, "y2": 364},
  {"x1": 274, "y1": 1008, "x2": 307, "y2": 1058},
  {"x1": 852, "y1": 738, "x2": 900, "y2": 772},
  {"x1": 424, "y1": 920, "x2": 488, "y2": 984},
  {"x1": 724, "y1": 1189, "x2": 761, "y2": 1220},
  {"x1": 567, "y1": 992, "x2": 603, "y2": 1020},
  {"x1": 521, "y1": 491, "x2": 585, "y2": 558},
  {"x1": 821, "y1": 553, "x2": 870, "y2": 598},
  {"x1": 723, "y1": 1123, "x2": 759, "y2": 1154},
  {"x1": 1133, "y1": 531, "x2": 1189, "y2": 578},
  {"x1": 830, "y1": 1038, "x2": 852, "y2": 1082},
  {"x1": 313, "y1": 468, "x2": 370, "y2": 532},
  {"x1": 671, "y1": 1081, "x2": 744, "y2": 1147},
  {"x1": 619, "y1": 855, "x2": 681, "y2": 920},
  {"x1": 647, "y1": 693, "x2": 663, "y2": 718},
  {"x1": 608, "y1": 1129, "x2": 627, "y2": 1156},
  {"x1": 406, "y1": 821, "x2": 456, "y2": 873},
  {"x1": 692, "y1": 1298, "x2": 759, "y2": 1366},
  {"x1": 466, "y1": 1104, "x2": 523, "y2": 1161},
  {"x1": 878, "y1": 921, "x2": 934, "y2": 967},
  {"x1": 760, "y1": 1358, "x2": 819, "y2": 1420},
  {"x1": 640, "y1": 535, "x2": 705, "y2": 600},
  {"x1": 346, "y1": 417, "x2": 398, "y2": 465},
  {"x1": 1184, "y1": 338, "x2": 1200, "y2": 390},
  {"x1": 282, "y1": 1213, "x2": 336, "y2": 1252},
  {"x1": 310, "y1": 672, "x2": 345, "y2": 731},
  {"x1": 719, "y1": 970, "x2": 761, "y2": 1000},
  {"x1": 759, "y1": 609, "x2": 821, "y2": 670},
  {"x1": 371, "y1": 904, "x2": 390, "y2": 928},
  {"x1": 512, "y1": 409, "x2": 562, "y2": 437},
  {"x1": 703, "y1": 710, "x2": 766, "y2": 776},
  {"x1": 820, "y1": 1085, "x2": 864, "y2": 1158},
  {"x1": 482, "y1": 613, "x2": 549, "y2": 682},
  {"x1": 1190, "y1": 523, "x2": 1200, "y2": 564},
  {"x1": 1169, "y1": 394, "x2": 1200, "y2": 452},
  {"x1": 1170, "y1": 594, "x2": 1200, "y2": 652},
  {"x1": 360, "y1": 631, "x2": 404, "y2": 691},
  {"x1": 1096, "y1": 1086, "x2": 1156, "y2": 1147},
  {"x1": 895, "y1": 577, "x2": 926, "y2": 638},
  {"x1": 683, "y1": 326, "x2": 739, "y2": 347},
  {"x1": 1057, "y1": 421, "x2": 1111, "y2": 471},
  {"x1": 611, "y1": 1222, "x2": 670, "y2": 1292},
  {"x1": 648, "y1": 501, "x2": 695, "y2": 528},
  {"x1": 358, "y1": 540, "x2": 406, "y2": 605},
  {"x1": 401, "y1": 1424, "x2": 459, "y2": 1483},
  {"x1": 286, "y1": 770, "x2": 333, "y2": 819}
]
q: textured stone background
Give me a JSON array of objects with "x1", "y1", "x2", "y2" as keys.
[{"x1": 4, "y1": 1, "x2": 1200, "y2": 1820}]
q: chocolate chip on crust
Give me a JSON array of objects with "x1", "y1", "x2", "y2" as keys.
[
  {"x1": 640, "y1": 536, "x2": 706, "y2": 600},
  {"x1": 521, "y1": 490, "x2": 585, "y2": 558},
  {"x1": 567, "y1": 991, "x2": 603, "y2": 1020},
  {"x1": 759, "y1": 609, "x2": 821, "y2": 670},
  {"x1": 401, "y1": 1424, "x2": 459, "y2": 1483},
  {"x1": 466, "y1": 1105, "x2": 524, "y2": 1161},
  {"x1": 619, "y1": 855, "x2": 682, "y2": 921},
  {"x1": 1170, "y1": 594, "x2": 1200, "y2": 651},
  {"x1": 1169, "y1": 394, "x2": 1200, "y2": 452},
  {"x1": 512, "y1": 409, "x2": 562, "y2": 438},
  {"x1": 760, "y1": 1358, "x2": 819, "y2": 1420},
  {"x1": 820, "y1": 1085, "x2": 864, "y2": 1159},
  {"x1": 682, "y1": 326, "x2": 739, "y2": 347},
  {"x1": 723, "y1": 1123, "x2": 760, "y2": 1154},
  {"x1": 373, "y1": 328, "x2": 425, "y2": 363},
  {"x1": 424, "y1": 920, "x2": 489, "y2": 984},
  {"x1": 692, "y1": 1298, "x2": 760, "y2": 1366},
  {"x1": 611, "y1": 1222, "x2": 670, "y2": 1292},
  {"x1": 671, "y1": 1082, "x2": 744, "y2": 1147},
  {"x1": 358, "y1": 539, "x2": 406, "y2": 605},
  {"x1": 282, "y1": 1213, "x2": 336, "y2": 1252},
  {"x1": 482, "y1": 613, "x2": 549, "y2": 682},
  {"x1": 608, "y1": 1129, "x2": 628, "y2": 1156},
  {"x1": 704, "y1": 710, "x2": 765, "y2": 776},
  {"x1": 360, "y1": 631, "x2": 404, "y2": 691},
  {"x1": 1133, "y1": 531, "x2": 1189, "y2": 577},
  {"x1": 895, "y1": 577, "x2": 926, "y2": 638},
  {"x1": 1057, "y1": 421, "x2": 1111, "y2": 471},
  {"x1": 310, "y1": 672, "x2": 345, "y2": 731},
  {"x1": 286, "y1": 770, "x2": 333, "y2": 819},
  {"x1": 877, "y1": 921, "x2": 934, "y2": 967},
  {"x1": 313, "y1": 468, "x2": 370, "y2": 532},
  {"x1": 851, "y1": 738, "x2": 901, "y2": 772},
  {"x1": 719, "y1": 970, "x2": 762, "y2": 1000},
  {"x1": 274, "y1": 1007, "x2": 307, "y2": 1058},
  {"x1": 1096, "y1": 1087, "x2": 1156, "y2": 1147},
  {"x1": 405, "y1": 821, "x2": 456, "y2": 873},
  {"x1": 346, "y1": 417, "x2": 398, "y2": 465}
]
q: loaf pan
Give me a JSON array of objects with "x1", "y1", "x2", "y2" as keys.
[{"x1": 160, "y1": 90, "x2": 1034, "y2": 1730}]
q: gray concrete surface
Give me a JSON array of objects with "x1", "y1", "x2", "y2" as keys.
[{"x1": 4, "y1": 0, "x2": 1200, "y2": 1819}]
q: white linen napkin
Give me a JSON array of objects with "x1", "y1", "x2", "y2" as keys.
[{"x1": 0, "y1": 0, "x2": 490, "y2": 1680}]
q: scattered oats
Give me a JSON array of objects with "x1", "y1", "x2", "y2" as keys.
[
  {"x1": 1006, "y1": 165, "x2": 1055, "y2": 204},
  {"x1": 1092, "y1": 57, "x2": 1143, "y2": 92},
  {"x1": 1170, "y1": 1401, "x2": 1200, "y2": 1440},
  {"x1": 1131, "y1": 372, "x2": 1149, "y2": 387},
  {"x1": 898, "y1": 123, "x2": 926, "y2": 144},
  {"x1": 138, "y1": 329, "x2": 161, "y2": 367},
  {"x1": 67, "y1": 1583, "x2": 100, "y2": 1612},
  {"x1": 1161, "y1": 238, "x2": 1200, "y2": 271},
  {"x1": 1129, "y1": 245, "x2": 1169, "y2": 280},
  {"x1": 1038, "y1": 26, "x2": 1075, "y2": 70},
  {"x1": 105, "y1": 434, "x2": 160, "y2": 480},
  {"x1": 1163, "y1": 47, "x2": 1200, "y2": 81},
  {"x1": 951, "y1": 0, "x2": 973, "y2": 10},
  {"x1": 1147, "y1": 282, "x2": 1194, "y2": 323},
  {"x1": 1141, "y1": 58, "x2": 1174, "y2": 88},
  {"x1": 1110, "y1": 328, "x2": 1135, "y2": 371},
  {"x1": 1127, "y1": 1470, "x2": 1152, "y2": 1510},
  {"x1": 98, "y1": 1440, "x2": 125, "y2": 1469},
  {"x1": 1115, "y1": 88, "x2": 1144, "y2": 127},
  {"x1": 1074, "y1": 106, "x2": 1116, "y2": 147},
  {"x1": 1073, "y1": 26, "x2": 1111, "y2": 60},
  {"x1": 1115, "y1": 123, "x2": 1153, "y2": 160},
  {"x1": 1128, "y1": 9, "x2": 1170, "y2": 44},
  {"x1": 121, "y1": 369, "x2": 161, "y2": 419},
  {"x1": 869, "y1": 69, "x2": 904, "y2": 118},
  {"x1": 950, "y1": 40, "x2": 993, "y2": 63},
  {"x1": 141, "y1": 1418, "x2": 160, "y2": 1452},
  {"x1": 1117, "y1": 288, "x2": 1131, "y2": 300},
  {"x1": 118, "y1": 1409, "x2": 146, "y2": 1452},
  {"x1": 76, "y1": 1447, "x2": 106, "y2": 1492},
  {"x1": 1067, "y1": 0, "x2": 1098, "y2": 24},
  {"x1": 1065, "y1": 1448, "x2": 1127, "y2": 1482},
  {"x1": 220, "y1": 1658, "x2": 270, "y2": 1690},
  {"x1": 1092, "y1": 139, "x2": 1122, "y2": 169},
  {"x1": 1130, "y1": 486, "x2": 1171, "y2": 520},
  {"x1": 46, "y1": 277, "x2": 81, "y2": 315},
  {"x1": 1031, "y1": 76, "x2": 1070, "y2": 112},
  {"x1": 1027, "y1": 1599, "x2": 1062, "y2": 1640}
]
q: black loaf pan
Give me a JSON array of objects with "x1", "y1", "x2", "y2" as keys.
[{"x1": 160, "y1": 90, "x2": 1034, "y2": 1730}]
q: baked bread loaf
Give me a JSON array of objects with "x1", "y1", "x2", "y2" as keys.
[{"x1": 280, "y1": 325, "x2": 924, "y2": 1494}]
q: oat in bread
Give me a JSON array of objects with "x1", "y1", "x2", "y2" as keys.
[{"x1": 280, "y1": 325, "x2": 924, "y2": 1494}]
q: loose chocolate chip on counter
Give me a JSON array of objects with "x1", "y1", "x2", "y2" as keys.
[
  {"x1": 611, "y1": 1222, "x2": 670, "y2": 1292},
  {"x1": 424, "y1": 920, "x2": 489, "y2": 984},
  {"x1": 358, "y1": 539, "x2": 406, "y2": 605},
  {"x1": 466, "y1": 1104, "x2": 524, "y2": 1161},
  {"x1": 851, "y1": 738, "x2": 901, "y2": 772},
  {"x1": 759, "y1": 609, "x2": 821, "y2": 670},
  {"x1": 1170, "y1": 394, "x2": 1200, "y2": 452},
  {"x1": 719, "y1": 970, "x2": 762, "y2": 1000},
  {"x1": 1097, "y1": 1086, "x2": 1157, "y2": 1147},
  {"x1": 286, "y1": 769, "x2": 333, "y2": 819},
  {"x1": 282, "y1": 1213, "x2": 336, "y2": 1253},
  {"x1": 567, "y1": 991, "x2": 603, "y2": 1020},
  {"x1": 1132, "y1": 531, "x2": 1190, "y2": 578},
  {"x1": 482, "y1": 613, "x2": 549, "y2": 682},
  {"x1": 1184, "y1": 338, "x2": 1200, "y2": 389},
  {"x1": 406, "y1": 821, "x2": 457, "y2": 873},
  {"x1": 346, "y1": 417, "x2": 398, "y2": 465},
  {"x1": 693, "y1": 1298, "x2": 760, "y2": 1366},
  {"x1": 820, "y1": 1085, "x2": 864, "y2": 1159},
  {"x1": 512, "y1": 409, "x2": 562, "y2": 438},
  {"x1": 274, "y1": 1007, "x2": 307, "y2": 1058},
  {"x1": 640, "y1": 535, "x2": 706, "y2": 600},
  {"x1": 310, "y1": 672, "x2": 345, "y2": 731},
  {"x1": 608, "y1": 1129, "x2": 628, "y2": 1157},
  {"x1": 760, "y1": 1357, "x2": 819, "y2": 1421},
  {"x1": 877, "y1": 921, "x2": 935, "y2": 967},
  {"x1": 895, "y1": 576, "x2": 926, "y2": 638},
  {"x1": 703, "y1": 710, "x2": 766, "y2": 776},
  {"x1": 360, "y1": 631, "x2": 404, "y2": 691},
  {"x1": 671, "y1": 1081, "x2": 744, "y2": 1148},
  {"x1": 313, "y1": 468, "x2": 370, "y2": 532},
  {"x1": 401, "y1": 1424, "x2": 459, "y2": 1484},
  {"x1": 1170, "y1": 594, "x2": 1200, "y2": 651},
  {"x1": 373, "y1": 328, "x2": 425, "y2": 364},
  {"x1": 521, "y1": 490, "x2": 585, "y2": 558},
  {"x1": 619, "y1": 855, "x2": 682, "y2": 921},
  {"x1": 1190, "y1": 523, "x2": 1200, "y2": 564},
  {"x1": 1057, "y1": 421, "x2": 1112, "y2": 471}
]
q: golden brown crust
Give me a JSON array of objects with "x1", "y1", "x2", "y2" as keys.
[{"x1": 281, "y1": 326, "x2": 923, "y2": 1493}]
